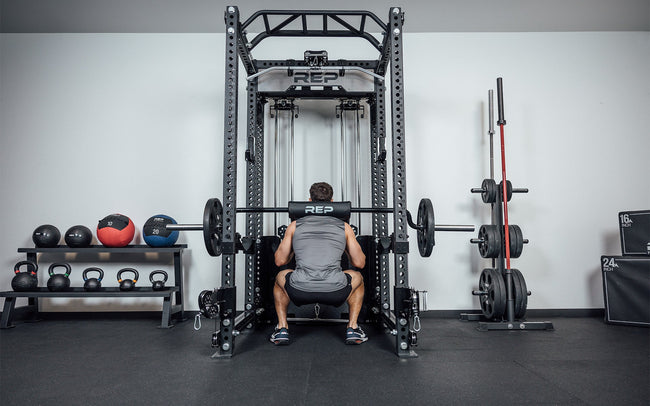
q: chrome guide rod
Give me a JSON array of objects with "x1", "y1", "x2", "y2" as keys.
[
  {"x1": 355, "y1": 106, "x2": 362, "y2": 230},
  {"x1": 340, "y1": 107, "x2": 346, "y2": 200},
  {"x1": 274, "y1": 103, "x2": 279, "y2": 233}
]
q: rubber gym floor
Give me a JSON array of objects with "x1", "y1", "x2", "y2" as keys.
[{"x1": 0, "y1": 312, "x2": 648, "y2": 405}]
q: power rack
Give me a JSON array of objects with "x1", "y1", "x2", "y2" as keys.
[{"x1": 198, "y1": 6, "x2": 474, "y2": 358}]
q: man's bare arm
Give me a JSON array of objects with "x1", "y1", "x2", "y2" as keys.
[
  {"x1": 345, "y1": 223, "x2": 366, "y2": 269},
  {"x1": 274, "y1": 221, "x2": 296, "y2": 266}
]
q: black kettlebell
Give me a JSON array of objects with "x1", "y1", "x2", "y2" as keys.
[
  {"x1": 47, "y1": 263, "x2": 72, "y2": 292},
  {"x1": 82, "y1": 267, "x2": 104, "y2": 291},
  {"x1": 149, "y1": 270, "x2": 168, "y2": 291},
  {"x1": 11, "y1": 260, "x2": 39, "y2": 291},
  {"x1": 117, "y1": 268, "x2": 139, "y2": 291}
]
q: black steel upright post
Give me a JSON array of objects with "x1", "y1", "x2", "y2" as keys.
[
  {"x1": 387, "y1": 7, "x2": 415, "y2": 358},
  {"x1": 245, "y1": 79, "x2": 265, "y2": 314},
  {"x1": 370, "y1": 79, "x2": 390, "y2": 315},
  {"x1": 213, "y1": 5, "x2": 241, "y2": 358}
]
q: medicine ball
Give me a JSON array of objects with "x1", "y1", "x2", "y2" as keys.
[
  {"x1": 97, "y1": 214, "x2": 135, "y2": 247},
  {"x1": 32, "y1": 224, "x2": 61, "y2": 248},
  {"x1": 143, "y1": 215, "x2": 179, "y2": 247},
  {"x1": 64, "y1": 225, "x2": 93, "y2": 248}
]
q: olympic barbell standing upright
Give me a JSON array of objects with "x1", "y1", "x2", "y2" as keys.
[{"x1": 497, "y1": 77, "x2": 517, "y2": 322}]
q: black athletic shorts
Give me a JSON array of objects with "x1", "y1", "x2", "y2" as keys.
[{"x1": 284, "y1": 272, "x2": 352, "y2": 307}]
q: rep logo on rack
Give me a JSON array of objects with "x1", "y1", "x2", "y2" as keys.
[{"x1": 293, "y1": 72, "x2": 339, "y2": 84}]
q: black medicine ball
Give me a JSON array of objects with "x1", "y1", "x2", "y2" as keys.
[
  {"x1": 32, "y1": 224, "x2": 61, "y2": 248},
  {"x1": 65, "y1": 225, "x2": 93, "y2": 248}
]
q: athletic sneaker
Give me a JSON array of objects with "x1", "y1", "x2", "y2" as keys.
[
  {"x1": 270, "y1": 327, "x2": 290, "y2": 345},
  {"x1": 345, "y1": 326, "x2": 368, "y2": 344}
]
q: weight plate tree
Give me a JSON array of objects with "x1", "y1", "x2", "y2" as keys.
[
  {"x1": 172, "y1": 7, "x2": 475, "y2": 358},
  {"x1": 464, "y1": 79, "x2": 553, "y2": 331}
]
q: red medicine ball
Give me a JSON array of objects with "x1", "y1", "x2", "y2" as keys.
[{"x1": 97, "y1": 214, "x2": 135, "y2": 247}]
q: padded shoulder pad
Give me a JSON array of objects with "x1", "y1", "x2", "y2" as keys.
[{"x1": 288, "y1": 201, "x2": 351, "y2": 222}]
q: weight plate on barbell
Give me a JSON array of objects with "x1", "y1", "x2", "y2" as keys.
[
  {"x1": 203, "y1": 198, "x2": 223, "y2": 257},
  {"x1": 417, "y1": 198, "x2": 435, "y2": 257},
  {"x1": 510, "y1": 269, "x2": 528, "y2": 319},
  {"x1": 481, "y1": 179, "x2": 498, "y2": 204},
  {"x1": 478, "y1": 268, "x2": 506, "y2": 320},
  {"x1": 477, "y1": 225, "x2": 501, "y2": 258}
]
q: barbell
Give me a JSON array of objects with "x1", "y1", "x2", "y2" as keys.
[{"x1": 167, "y1": 198, "x2": 474, "y2": 257}]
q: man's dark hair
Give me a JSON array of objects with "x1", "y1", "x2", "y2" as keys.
[{"x1": 309, "y1": 182, "x2": 334, "y2": 202}]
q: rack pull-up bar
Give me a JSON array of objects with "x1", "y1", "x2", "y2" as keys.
[{"x1": 240, "y1": 10, "x2": 388, "y2": 51}]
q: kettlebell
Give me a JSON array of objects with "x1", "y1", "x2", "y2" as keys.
[
  {"x1": 11, "y1": 260, "x2": 39, "y2": 291},
  {"x1": 149, "y1": 270, "x2": 168, "y2": 291},
  {"x1": 82, "y1": 267, "x2": 104, "y2": 291},
  {"x1": 117, "y1": 268, "x2": 139, "y2": 291},
  {"x1": 47, "y1": 263, "x2": 72, "y2": 292}
]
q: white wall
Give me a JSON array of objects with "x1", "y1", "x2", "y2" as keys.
[{"x1": 0, "y1": 31, "x2": 648, "y2": 311}]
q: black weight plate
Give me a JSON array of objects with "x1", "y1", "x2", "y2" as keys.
[
  {"x1": 488, "y1": 226, "x2": 501, "y2": 258},
  {"x1": 490, "y1": 269, "x2": 507, "y2": 319},
  {"x1": 417, "y1": 198, "x2": 435, "y2": 257},
  {"x1": 478, "y1": 268, "x2": 506, "y2": 320},
  {"x1": 481, "y1": 179, "x2": 497, "y2": 203},
  {"x1": 499, "y1": 180, "x2": 513, "y2": 202},
  {"x1": 478, "y1": 269, "x2": 493, "y2": 317},
  {"x1": 509, "y1": 225, "x2": 523, "y2": 258},
  {"x1": 478, "y1": 225, "x2": 500, "y2": 258},
  {"x1": 510, "y1": 269, "x2": 528, "y2": 319},
  {"x1": 203, "y1": 198, "x2": 223, "y2": 257}
]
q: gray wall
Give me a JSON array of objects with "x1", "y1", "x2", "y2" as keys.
[{"x1": 1, "y1": 30, "x2": 648, "y2": 311}]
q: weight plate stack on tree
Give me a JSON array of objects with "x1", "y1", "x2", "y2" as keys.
[
  {"x1": 506, "y1": 225, "x2": 524, "y2": 258},
  {"x1": 499, "y1": 180, "x2": 512, "y2": 202},
  {"x1": 481, "y1": 179, "x2": 498, "y2": 203},
  {"x1": 476, "y1": 225, "x2": 501, "y2": 258},
  {"x1": 509, "y1": 268, "x2": 528, "y2": 319},
  {"x1": 478, "y1": 268, "x2": 506, "y2": 320}
]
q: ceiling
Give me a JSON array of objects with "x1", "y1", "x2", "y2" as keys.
[{"x1": 1, "y1": 0, "x2": 649, "y2": 33}]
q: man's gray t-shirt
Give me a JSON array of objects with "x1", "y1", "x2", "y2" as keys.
[{"x1": 289, "y1": 216, "x2": 348, "y2": 292}]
